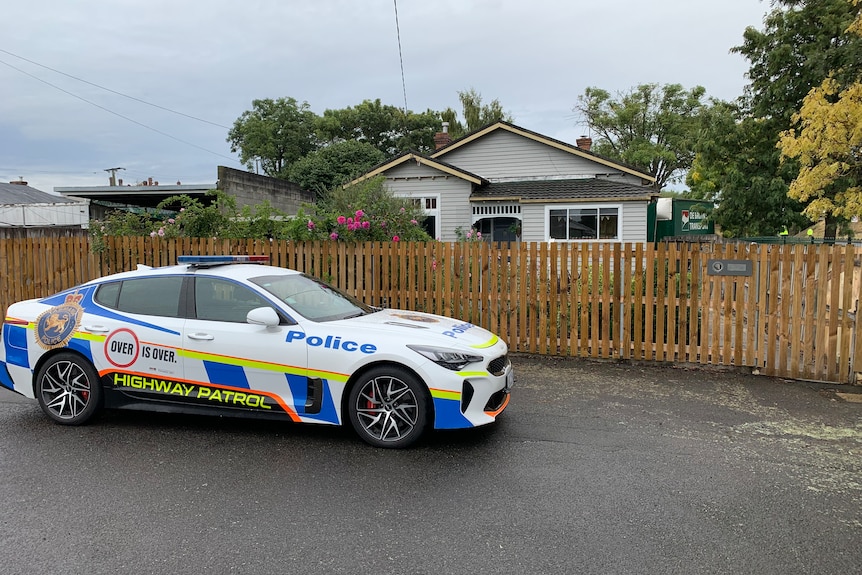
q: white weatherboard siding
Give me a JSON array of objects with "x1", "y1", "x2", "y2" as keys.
[
  {"x1": 437, "y1": 130, "x2": 642, "y2": 184},
  {"x1": 0, "y1": 203, "x2": 89, "y2": 227},
  {"x1": 621, "y1": 202, "x2": 649, "y2": 241},
  {"x1": 520, "y1": 204, "x2": 546, "y2": 242},
  {"x1": 383, "y1": 162, "x2": 473, "y2": 242},
  {"x1": 520, "y1": 201, "x2": 649, "y2": 243}
]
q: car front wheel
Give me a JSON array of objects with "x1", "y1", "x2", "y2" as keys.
[
  {"x1": 35, "y1": 353, "x2": 102, "y2": 425},
  {"x1": 348, "y1": 366, "x2": 428, "y2": 448}
]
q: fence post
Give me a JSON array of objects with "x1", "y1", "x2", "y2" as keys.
[{"x1": 852, "y1": 247, "x2": 862, "y2": 383}]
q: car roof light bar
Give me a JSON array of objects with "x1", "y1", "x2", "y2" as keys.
[{"x1": 177, "y1": 255, "x2": 270, "y2": 267}]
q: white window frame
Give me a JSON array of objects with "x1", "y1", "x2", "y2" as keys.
[
  {"x1": 544, "y1": 203, "x2": 623, "y2": 242},
  {"x1": 396, "y1": 193, "x2": 441, "y2": 240}
]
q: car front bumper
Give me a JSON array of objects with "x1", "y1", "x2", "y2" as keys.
[{"x1": 428, "y1": 355, "x2": 513, "y2": 430}]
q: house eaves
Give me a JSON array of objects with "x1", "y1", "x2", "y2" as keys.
[
  {"x1": 347, "y1": 152, "x2": 488, "y2": 187},
  {"x1": 470, "y1": 178, "x2": 659, "y2": 203},
  {"x1": 432, "y1": 121, "x2": 656, "y2": 186},
  {"x1": 55, "y1": 184, "x2": 213, "y2": 209}
]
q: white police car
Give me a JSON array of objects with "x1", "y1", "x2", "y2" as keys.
[{"x1": 0, "y1": 255, "x2": 512, "y2": 448}]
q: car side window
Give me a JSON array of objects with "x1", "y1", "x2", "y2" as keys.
[
  {"x1": 112, "y1": 277, "x2": 184, "y2": 317},
  {"x1": 94, "y1": 281, "x2": 121, "y2": 308},
  {"x1": 195, "y1": 277, "x2": 273, "y2": 323}
]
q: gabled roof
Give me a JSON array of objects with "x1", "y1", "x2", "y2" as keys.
[
  {"x1": 0, "y1": 182, "x2": 81, "y2": 205},
  {"x1": 431, "y1": 121, "x2": 656, "y2": 185},
  {"x1": 348, "y1": 152, "x2": 488, "y2": 187},
  {"x1": 471, "y1": 178, "x2": 658, "y2": 203}
]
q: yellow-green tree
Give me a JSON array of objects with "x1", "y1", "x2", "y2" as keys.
[
  {"x1": 779, "y1": 79, "x2": 862, "y2": 226},
  {"x1": 779, "y1": 2, "x2": 862, "y2": 235}
]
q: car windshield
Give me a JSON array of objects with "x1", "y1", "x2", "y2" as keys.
[{"x1": 249, "y1": 273, "x2": 375, "y2": 322}]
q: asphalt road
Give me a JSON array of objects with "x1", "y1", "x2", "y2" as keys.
[{"x1": 1, "y1": 356, "x2": 860, "y2": 575}]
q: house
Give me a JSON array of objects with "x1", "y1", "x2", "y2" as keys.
[
  {"x1": 0, "y1": 180, "x2": 89, "y2": 229},
  {"x1": 352, "y1": 122, "x2": 658, "y2": 242}
]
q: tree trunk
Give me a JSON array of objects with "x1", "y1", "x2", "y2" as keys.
[{"x1": 824, "y1": 213, "x2": 839, "y2": 240}]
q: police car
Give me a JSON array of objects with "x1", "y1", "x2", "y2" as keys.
[{"x1": 0, "y1": 255, "x2": 512, "y2": 448}]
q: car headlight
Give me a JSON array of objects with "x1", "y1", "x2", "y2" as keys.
[{"x1": 407, "y1": 345, "x2": 484, "y2": 371}]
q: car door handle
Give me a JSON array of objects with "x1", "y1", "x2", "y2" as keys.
[
  {"x1": 82, "y1": 325, "x2": 110, "y2": 333},
  {"x1": 187, "y1": 333, "x2": 215, "y2": 341}
]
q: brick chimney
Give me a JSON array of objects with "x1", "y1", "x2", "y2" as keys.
[
  {"x1": 434, "y1": 122, "x2": 452, "y2": 150},
  {"x1": 576, "y1": 136, "x2": 592, "y2": 151}
]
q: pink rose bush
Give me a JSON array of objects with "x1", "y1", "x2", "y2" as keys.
[{"x1": 307, "y1": 204, "x2": 428, "y2": 243}]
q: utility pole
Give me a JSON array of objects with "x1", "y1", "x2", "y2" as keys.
[{"x1": 104, "y1": 167, "x2": 125, "y2": 186}]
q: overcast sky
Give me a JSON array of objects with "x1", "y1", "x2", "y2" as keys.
[{"x1": 1, "y1": 0, "x2": 771, "y2": 194}]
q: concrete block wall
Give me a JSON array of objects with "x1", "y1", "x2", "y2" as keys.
[{"x1": 217, "y1": 166, "x2": 314, "y2": 215}]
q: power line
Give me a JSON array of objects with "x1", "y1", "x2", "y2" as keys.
[
  {"x1": 0, "y1": 167, "x2": 155, "y2": 181},
  {"x1": 393, "y1": 0, "x2": 409, "y2": 114},
  {"x1": 0, "y1": 167, "x2": 87, "y2": 174},
  {"x1": 0, "y1": 57, "x2": 240, "y2": 164},
  {"x1": 0, "y1": 48, "x2": 230, "y2": 129}
]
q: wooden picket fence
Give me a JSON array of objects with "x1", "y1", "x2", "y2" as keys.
[{"x1": 2, "y1": 236, "x2": 861, "y2": 384}]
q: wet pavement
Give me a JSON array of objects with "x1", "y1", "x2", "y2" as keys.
[{"x1": 0, "y1": 355, "x2": 860, "y2": 574}]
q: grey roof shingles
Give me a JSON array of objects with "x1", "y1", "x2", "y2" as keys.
[
  {"x1": 471, "y1": 178, "x2": 659, "y2": 202},
  {"x1": 0, "y1": 182, "x2": 79, "y2": 205}
]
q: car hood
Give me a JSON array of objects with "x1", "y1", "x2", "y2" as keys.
[{"x1": 337, "y1": 309, "x2": 501, "y2": 349}]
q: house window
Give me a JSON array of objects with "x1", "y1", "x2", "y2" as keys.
[
  {"x1": 399, "y1": 194, "x2": 440, "y2": 239},
  {"x1": 548, "y1": 205, "x2": 620, "y2": 241},
  {"x1": 408, "y1": 198, "x2": 437, "y2": 210}
]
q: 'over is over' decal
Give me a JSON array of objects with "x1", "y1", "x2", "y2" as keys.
[{"x1": 104, "y1": 329, "x2": 140, "y2": 368}]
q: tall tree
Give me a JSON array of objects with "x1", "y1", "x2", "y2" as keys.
[
  {"x1": 227, "y1": 97, "x2": 318, "y2": 179},
  {"x1": 574, "y1": 83, "x2": 708, "y2": 189},
  {"x1": 440, "y1": 88, "x2": 513, "y2": 139},
  {"x1": 316, "y1": 99, "x2": 440, "y2": 156},
  {"x1": 779, "y1": 80, "x2": 862, "y2": 230},
  {"x1": 393, "y1": 107, "x2": 446, "y2": 154},
  {"x1": 733, "y1": 0, "x2": 862, "y2": 124},
  {"x1": 288, "y1": 140, "x2": 386, "y2": 197},
  {"x1": 778, "y1": 3, "x2": 862, "y2": 234},
  {"x1": 693, "y1": 0, "x2": 862, "y2": 237},
  {"x1": 688, "y1": 101, "x2": 807, "y2": 236}
]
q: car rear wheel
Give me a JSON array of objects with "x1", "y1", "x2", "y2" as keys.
[
  {"x1": 35, "y1": 353, "x2": 102, "y2": 425},
  {"x1": 348, "y1": 366, "x2": 428, "y2": 449}
]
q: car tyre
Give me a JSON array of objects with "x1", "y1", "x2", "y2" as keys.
[
  {"x1": 348, "y1": 366, "x2": 428, "y2": 449},
  {"x1": 35, "y1": 352, "x2": 102, "y2": 425}
]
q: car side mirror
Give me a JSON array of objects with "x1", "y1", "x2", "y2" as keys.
[{"x1": 247, "y1": 307, "x2": 280, "y2": 327}]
